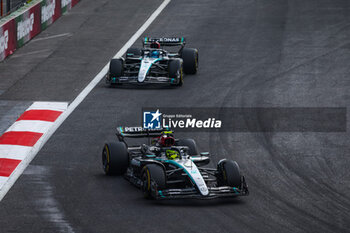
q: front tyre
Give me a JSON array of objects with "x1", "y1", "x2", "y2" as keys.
[
  {"x1": 107, "y1": 58, "x2": 124, "y2": 86},
  {"x1": 217, "y1": 159, "x2": 242, "y2": 188},
  {"x1": 102, "y1": 142, "x2": 129, "y2": 175},
  {"x1": 141, "y1": 164, "x2": 166, "y2": 199},
  {"x1": 181, "y1": 48, "x2": 198, "y2": 74},
  {"x1": 169, "y1": 59, "x2": 183, "y2": 86}
]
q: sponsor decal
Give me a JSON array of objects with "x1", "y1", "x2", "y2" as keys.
[
  {"x1": 147, "y1": 37, "x2": 183, "y2": 43},
  {"x1": 41, "y1": 0, "x2": 62, "y2": 30},
  {"x1": 42, "y1": 0, "x2": 56, "y2": 23},
  {"x1": 17, "y1": 13, "x2": 34, "y2": 41},
  {"x1": 0, "y1": 30, "x2": 9, "y2": 54},
  {"x1": 0, "y1": 19, "x2": 16, "y2": 61},
  {"x1": 61, "y1": 0, "x2": 72, "y2": 8},
  {"x1": 159, "y1": 37, "x2": 180, "y2": 43},
  {"x1": 16, "y1": 2, "x2": 41, "y2": 48},
  {"x1": 121, "y1": 126, "x2": 163, "y2": 134},
  {"x1": 124, "y1": 127, "x2": 144, "y2": 133},
  {"x1": 61, "y1": 0, "x2": 72, "y2": 14}
]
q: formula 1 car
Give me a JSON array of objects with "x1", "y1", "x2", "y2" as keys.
[
  {"x1": 101, "y1": 127, "x2": 249, "y2": 200},
  {"x1": 105, "y1": 37, "x2": 198, "y2": 86}
]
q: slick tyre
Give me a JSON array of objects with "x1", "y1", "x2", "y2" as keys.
[
  {"x1": 126, "y1": 48, "x2": 142, "y2": 58},
  {"x1": 102, "y1": 142, "x2": 129, "y2": 175},
  {"x1": 109, "y1": 58, "x2": 124, "y2": 77},
  {"x1": 141, "y1": 164, "x2": 166, "y2": 199},
  {"x1": 108, "y1": 59, "x2": 124, "y2": 86},
  {"x1": 181, "y1": 48, "x2": 198, "y2": 74},
  {"x1": 176, "y1": 139, "x2": 199, "y2": 155},
  {"x1": 217, "y1": 160, "x2": 242, "y2": 188},
  {"x1": 169, "y1": 59, "x2": 183, "y2": 86}
]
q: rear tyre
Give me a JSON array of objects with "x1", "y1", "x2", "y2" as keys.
[
  {"x1": 126, "y1": 48, "x2": 142, "y2": 58},
  {"x1": 141, "y1": 164, "x2": 166, "y2": 199},
  {"x1": 102, "y1": 142, "x2": 129, "y2": 175},
  {"x1": 169, "y1": 59, "x2": 183, "y2": 86},
  {"x1": 176, "y1": 139, "x2": 199, "y2": 155},
  {"x1": 217, "y1": 159, "x2": 241, "y2": 188},
  {"x1": 181, "y1": 48, "x2": 198, "y2": 74}
]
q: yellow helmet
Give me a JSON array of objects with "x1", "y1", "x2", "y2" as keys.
[{"x1": 166, "y1": 149, "x2": 180, "y2": 160}]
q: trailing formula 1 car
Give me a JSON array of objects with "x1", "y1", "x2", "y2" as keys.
[
  {"x1": 105, "y1": 37, "x2": 198, "y2": 86},
  {"x1": 101, "y1": 127, "x2": 249, "y2": 200}
]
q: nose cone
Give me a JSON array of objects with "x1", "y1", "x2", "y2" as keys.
[{"x1": 138, "y1": 60, "x2": 150, "y2": 83}]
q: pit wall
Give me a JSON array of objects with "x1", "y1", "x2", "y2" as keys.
[{"x1": 0, "y1": 0, "x2": 80, "y2": 62}]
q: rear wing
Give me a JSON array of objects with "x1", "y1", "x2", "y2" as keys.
[
  {"x1": 116, "y1": 126, "x2": 166, "y2": 140},
  {"x1": 143, "y1": 37, "x2": 186, "y2": 47}
]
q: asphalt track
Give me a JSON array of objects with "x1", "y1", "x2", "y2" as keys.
[{"x1": 1, "y1": 0, "x2": 350, "y2": 232}]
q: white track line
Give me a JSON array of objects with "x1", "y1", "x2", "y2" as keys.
[{"x1": 0, "y1": 0, "x2": 171, "y2": 201}]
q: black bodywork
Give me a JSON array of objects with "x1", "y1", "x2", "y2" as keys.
[
  {"x1": 106, "y1": 37, "x2": 198, "y2": 85},
  {"x1": 112, "y1": 127, "x2": 249, "y2": 200}
]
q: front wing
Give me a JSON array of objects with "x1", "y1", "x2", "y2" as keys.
[
  {"x1": 153, "y1": 177, "x2": 249, "y2": 200},
  {"x1": 106, "y1": 75, "x2": 178, "y2": 85}
]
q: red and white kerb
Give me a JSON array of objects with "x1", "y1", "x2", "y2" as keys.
[{"x1": 0, "y1": 102, "x2": 67, "y2": 191}]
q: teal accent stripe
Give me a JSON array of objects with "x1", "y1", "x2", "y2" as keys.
[
  {"x1": 158, "y1": 190, "x2": 165, "y2": 198},
  {"x1": 163, "y1": 160, "x2": 196, "y2": 184},
  {"x1": 153, "y1": 158, "x2": 196, "y2": 183},
  {"x1": 144, "y1": 58, "x2": 162, "y2": 77}
]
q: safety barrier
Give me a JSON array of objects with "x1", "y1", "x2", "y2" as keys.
[
  {"x1": 0, "y1": 0, "x2": 80, "y2": 62},
  {"x1": 1, "y1": 1, "x2": 32, "y2": 18}
]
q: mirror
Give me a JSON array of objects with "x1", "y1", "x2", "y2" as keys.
[{"x1": 200, "y1": 152, "x2": 210, "y2": 156}]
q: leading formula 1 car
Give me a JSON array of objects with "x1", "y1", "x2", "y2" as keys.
[
  {"x1": 105, "y1": 37, "x2": 198, "y2": 86},
  {"x1": 101, "y1": 127, "x2": 249, "y2": 200}
]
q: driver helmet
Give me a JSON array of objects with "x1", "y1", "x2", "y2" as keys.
[
  {"x1": 150, "y1": 50, "x2": 160, "y2": 58},
  {"x1": 165, "y1": 149, "x2": 180, "y2": 160},
  {"x1": 150, "y1": 41, "x2": 161, "y2": 49},
  {"x1": 158, "y1": 134, "x2": 175, "y2": 147}
]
